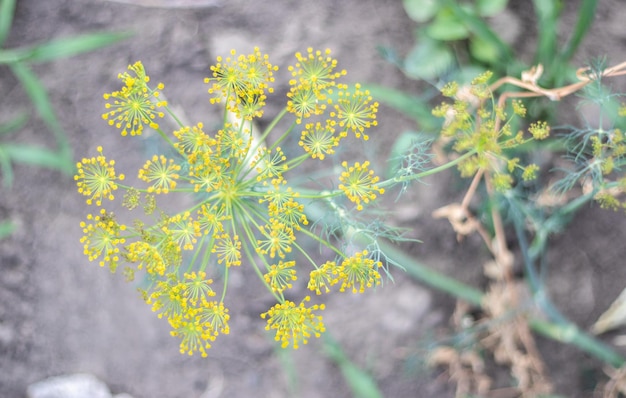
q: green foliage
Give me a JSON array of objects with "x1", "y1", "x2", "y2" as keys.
[
  {"x1": 0, "y1": 0, "x2": 128, "y2": 187},
  {"x1": 0, "y1": 0, "x2": 128, "y2": 236},
  {"x1": 399, "y1": 0, "x2": 596, "y2": 83}
]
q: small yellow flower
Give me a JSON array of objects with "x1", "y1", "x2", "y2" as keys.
[
  {"x1": 199, "y1": 300, "x2": 230, "y2": 336},
  {"x1": 138, "y1": 154, "x2": 181, "y2": 194},
  {"x1": 173, "y1": 123, "x2": 216, "y2": 158},
  {"x1": 529, "y1": 120, "x2": 550, "y2": 140},
  {"x1": 147, "y1": 276, "x2": 187, "y2": 320},
  {"x1": 75, "y1": 146, "x2": 125, "y2": 206},
  {"x1": 286, "y1": 84, "x2": 326, "y2": 123},
  {"x1": 264, "y1": 260, "x2": 297, "y2": 294},
  {"x1": 125, "y1": 240, "x2": 168, "y2": 277},
  {"x1": 338, "y1": 160, "x2": 385, "y2": 210},
  {"x1": 102, "y1": 61, "x2": 166, "y2": 136},
  {"x1": 182, "y1": 271, "x2": 215, "y2": 304},
  {"x1": 212, "y1": 233, "x2": 242, "y2": 267},
  {"x1": 163, "y1": 212, "x2": 201, "y2": 251},
  {"x1": 331, "y1": 83, "x2": 378, "y2": 140},
  {"x1": 272, "y1": 198, "x2": 309, "y2": 231},
  {"x1": 307, "y1": 261, "x2": 338, "y2": 295},
  {"x1": 204, "y1": 47, "x2": 277, "y2": 120},
  {"x1": 336, "y1": 250, "x2": 381, "y2": 293},
  {"x1": 256, "y1": 220, "x2": 295, "y2": 259},
  {"x1": 299, "y1": 121, "x2": 342, "y2": 160},
  {"x1": 288, "y1": 48, "x2": 346, "y2": 93},
  {"x1": 171, "y1": 315, "x2": 214, "y2": 358},
  {"x1": 79, "y1": 209, "x2": 126, "y2": 271},
  {"x1": 260, "y1": 296, "x2": 326, "y2": 349},
  {"x1": 254, "y1": 146, "x2": 288, "y2": 185},
  {"x1": 196, "y1": 203, "x2": 227, "y2": 235}
]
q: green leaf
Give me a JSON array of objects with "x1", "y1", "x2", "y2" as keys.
[
  {"x1": 402, "y1": 0, "x2": 440, "y2": 22},
  {"x1": 560, "y1": 0, "x2": 597, "y2": 67},
  {"x1": 532, "y1": 0, "x2": 560, "y2": 70},
  {"x1": 0, "y1": 221, "x2": 15, "y2": 239},
  {"x1": 469, "y1": 33, "x2": 500, "y2": 64},
  {"x1": 476, "y1": 0, "x2": 508, "y2": 16},
  {"x1": 404, "y1": 38, "x2": 455, "y2": 80},
  {"x1": 0, "y1": 146, "x2": 14, "y2": 187},
  {"x1": 9, "y1": 62, "x2": 73, "y2": 173},
  {"x1": 444, "y1": 0, "x2": 514, "y2": 65},
  {"x1": 0, "y1": 111, "x2": 28, "y2": 135},
  {"x1": 0, "y1": 31, "x2": 130, "y2": 64},
  {"x1": 0, "y1": 0, "x2": 16, "y2": 47},
  {"x1": 2, "y1": 143, "x2": 74, "y2": 171},
  {"x1": 362, "y1": 84, "x2": 440, "y2": 131},
  {"x1": 425, "y1": 10, "x2": 469, "y2": 41},
  {"x1": 323, "y1": 334, "x2": 383, "y2": 398}
]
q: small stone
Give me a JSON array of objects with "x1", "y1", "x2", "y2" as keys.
[{"x1": 26, "y1": 373, "x2": 112, "y2": 398}]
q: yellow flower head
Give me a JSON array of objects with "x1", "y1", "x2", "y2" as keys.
[
  {"x1": 254, "y1": 146, "x2": 288, "y2": 186},
  {"x1": 286, "y1": 84, "x2": 326, "y2": 124},
  {"x1": 299, "y1": 120, "x2": 342, "y2": 160},
  {"x1": 138, "y1": 154, "x2": 181, "y2": 194},
  {"x1": 338, "y1": 160, "x2": 384, "y2": 210},
  {"x1": 212, "y1": 233, "x2": 242, "y2": 267},
  {"x1": 288, "y1": 48, "x2": 346, "y2": 93},
  {"x1": 307, "y1": 260, "x2": 338, "y2": 295},
  {"x1": 148, "y1": 276, "x2": 187, "y2": 320},
  {"x1": 163, "y1": 212, "x2": 201, "y2": 251},
  {"x1": 182, "y1": 271, "x2": 215, "y2": 305},
  {"x1": 79, "y1": 209, "x2": 126, "y2": 271},
  {"x1": 260, "y1": 296, "x2": 326, "y2": 349},
  {"x1": 199, "y1": 301, "x2": 230, "y2": 336},
  {"x1": 102, "y1": 61, "x2": 166, "y2": 136},
  {"x1": 171, "y1": 316, "x2": 214, "y2": 358},
  {"x1": 173, "y1": 122, "x2": 216, "y2": 158},
  {"x1": 204, "y1": 47, "x2": 277, "y2": 120},
  {"x1": 75, "y1": 146, "x2": 125, "y2": 206},
  {"x1": 337, "y1": 250, "x2": 381, "y2": 293},
  {"x1": 125, "y1": 240, "x2": 168, "y2": 277},
  {"x1": 331, "y1": 83, "x2": 378, "y2": 140},
  {"x1": 256, "y1": 220, "x2": 295, "y2": 259},
  {"x1": 264, "y1": 260, "x2": 297, "y2": 294}
]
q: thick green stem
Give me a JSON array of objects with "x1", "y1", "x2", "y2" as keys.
[{"x1": 349, "y1": 232, "x2": 626, "y2": 368}]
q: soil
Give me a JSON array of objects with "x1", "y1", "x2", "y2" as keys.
[{"x1": 2, "y1": 1, "x2": 626, "y2": 397}]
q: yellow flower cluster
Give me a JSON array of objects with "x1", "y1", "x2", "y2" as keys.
[
  {"x1": 102, "y1": 61, "x2": 167, "y2": 137},
  {"x1": 75, "y1": 48, "x2": 385, "y2": 356},
  {"x1": 433, "y1": 72, "x2": 549, "y2": 190}
]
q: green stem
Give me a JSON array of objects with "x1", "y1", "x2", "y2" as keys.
[
  {"x1": 379, "y1": 149, "x2": 477, "y2": 189},
  {"x1": 560, "y1": 0, "x2": 598, "y2": 66},
  {"x1": 530, "y1": 319, "x2": 625, "y2": 368},
  {"x1": 348, "y1": 231, "x2": 625, "y2": 368}
]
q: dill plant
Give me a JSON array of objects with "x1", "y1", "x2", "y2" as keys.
[{"x1": 74, "y1": 48, "x2": 389, "y2": 356}]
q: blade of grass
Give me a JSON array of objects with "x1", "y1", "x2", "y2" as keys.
[
  {"x1": 0, "y1": 0, "x2": 16, "y2": 47},
  {"x1": 323, "y1": 333, "x2": 384, "y2": 398},
  {"x1": 3, "y1": 143, "x2": 73, "y2": 171},
  {"x1": 0, "y1": 111, "x2": 28, "y2": 135},
  {"x1": 8, "y1": 62, "x2": 73, "y2": 173},
  {"x1": 0, "y1": 146, "x2": 14, "y2": 187},
  {"x1": 0, "y1": 221, "x2": 15, "y2": 239},
  {"x1": 532, "y1": 0, "x2": 560, "y2": 71},
  {"x1": 560, "y1": 0, "x2": 598, "y2": 65},
  {"x1": 0, "y1": 31, "x2": 130, "y2": 64}
]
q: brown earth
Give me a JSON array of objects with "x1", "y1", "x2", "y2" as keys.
[{"x1": 2, "y1": 1, "x2": 626, "y2": 397}]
